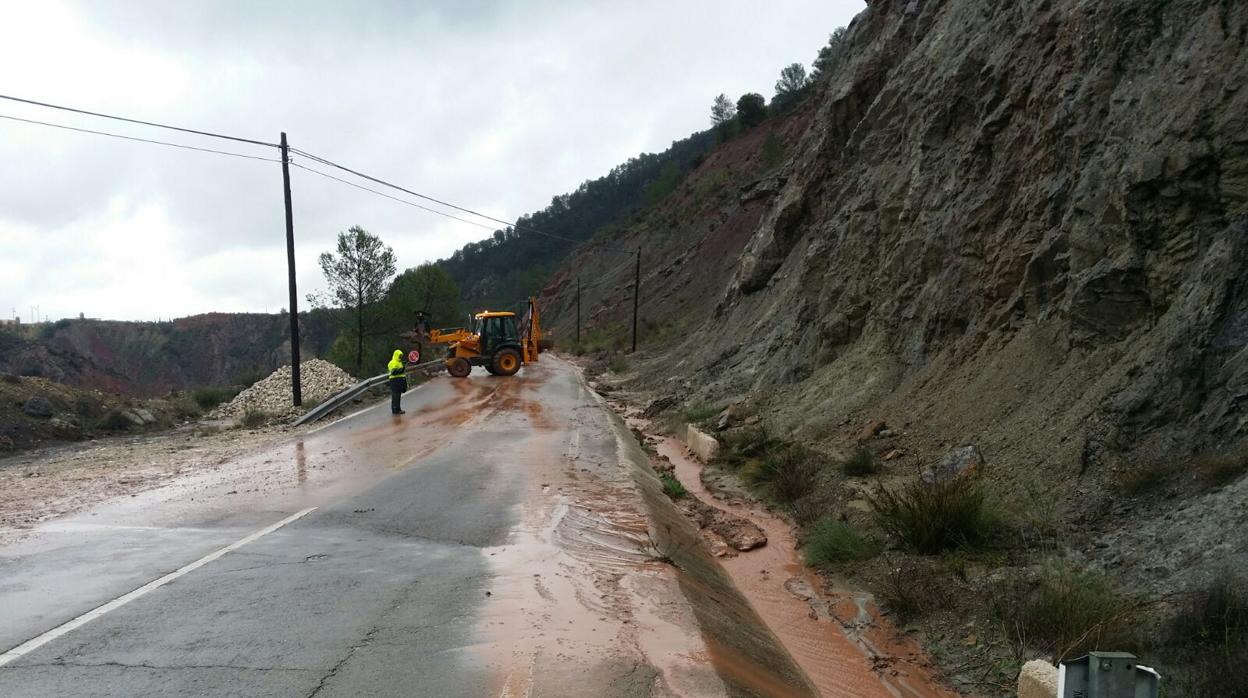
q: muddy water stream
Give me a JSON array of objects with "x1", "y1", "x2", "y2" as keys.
[{"x1": 651, "y1": 432, "x2": 958, "y2": 698}]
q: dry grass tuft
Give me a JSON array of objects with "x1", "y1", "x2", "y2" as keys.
[{"x1": 868, "y1": 477, "x2": 995, "y2": 554}]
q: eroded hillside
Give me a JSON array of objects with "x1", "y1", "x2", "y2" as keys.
[
  {"x1": 0, "y1": 313, "x2": 338, "y2": 396},
  {"x1": 550, "y1": 0, "x2": 1247, "y2": 525},
  {"x1": 543, "y1": 0, "x2": 1248, "y2": 691}
]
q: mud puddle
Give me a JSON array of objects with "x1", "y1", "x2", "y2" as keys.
[{"x1": 638, "y1": 417, "x2": 956, "y2": 698}]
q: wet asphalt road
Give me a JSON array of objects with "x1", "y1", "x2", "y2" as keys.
[{"x1": 0, "y1": 357, "x2": 814, "y2": 697}]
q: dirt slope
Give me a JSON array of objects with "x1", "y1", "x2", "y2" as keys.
[
  {"x1": 541, "y1": 1, "x2": 1248, "y2": 689},
  {"x1": 547, "y1": 0, "x2": 1246, "y2": 545}
]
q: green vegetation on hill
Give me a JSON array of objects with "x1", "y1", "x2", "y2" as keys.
[
  {"x1": 436, "y1": 129, "x2": 716, "y2": 311},
  {"x1": 434, "y1": 31, "x2": 841, "y2": 313},
  {"x1": 309, "y1": 252, "x2": 461, "y2": 376}
]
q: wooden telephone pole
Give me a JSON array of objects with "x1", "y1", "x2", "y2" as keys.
[
  {"x1": 280, "y1": 132, "x2": 302, "y2": 406},
  {"x1": 631, "y1": 247, "x2": 640, "y2": 353}
]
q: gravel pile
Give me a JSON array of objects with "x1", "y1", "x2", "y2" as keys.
[{"x1": 211, "y1": 360, "x2": 357, "y2": 420}]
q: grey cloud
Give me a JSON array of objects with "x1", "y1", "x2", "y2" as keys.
[{"x1": 0, "y1": 0, "x2": 862, "y2": 321}]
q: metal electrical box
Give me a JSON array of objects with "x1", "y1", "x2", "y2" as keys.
[{"x1": 1059, "y1": 652, "x2": 1160, "y2": 698}]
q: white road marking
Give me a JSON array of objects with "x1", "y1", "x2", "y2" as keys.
[{"x1": 0, "y1": 507, "x2": 317, "y2": 667}]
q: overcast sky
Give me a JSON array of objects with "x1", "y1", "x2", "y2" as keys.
[{"x1": 0, "y1": 1, "x2": 861, "y2": 323}]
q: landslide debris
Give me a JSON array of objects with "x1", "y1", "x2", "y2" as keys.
[
  {"x1": 0, "y1": 373, "x2": 187, "y2": 455},
  {"x1": 211, "y1": 360, "x2": 356, "y2": 420}
]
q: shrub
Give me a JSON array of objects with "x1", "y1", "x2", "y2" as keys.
[
  {"x1": 680, "y1": 403, "x2": 721, "y2": 425},
  {"x1": 760, "y1": 133, "x2": 787, "y2": 170},
  {"x1": 736, "y1": 93, "x2": 767, "y2": 128},
  {"x1": 746, "y1": 444, "x2": 823, "y2": 503},
  {"x1": 716, "y1": 427, "x2": 783, "y2": 469},
  {"x1": 990, "y1": 565, "x2": 1138, "y2": 662},
  {"x1": 1169, "y1": 573, "x2": 1248, "y2": 649},
  {"x1": 878, "y1": 562, "x2": 933, "y2": 625},
  {"x1": 95, "y1": 409, "x2": 131, "y2": 431},
  {"x1": 1162, "y1": 573, "x2": 1248, "y2": 697},
  {"x1": 1194, "y1": 452, "x2": 1248, "y2": 488},
  {"x1": 1118, "y1": 459, "x2": 1185, "y2": 495},
  {"x1": 580, "y1": 327, "x2": 623, "y2": 354},
  {"x1": 659, "y1": 472, "x2": 687, "y2": 499},
  {"x1": 804, "y1": 518, "x2": 880, "y2": 566},
  {"x1": 38, "y1": 318, "x2": 71, "y2": 340},
  {"x1": 642, "y1": 161, "x2": 683, "y2": 207},
  {"x1": 1120, "y1": 451, "x2": 1247, "y2": 494},
  {"x1": 241, "y1": 409, "x2": 269, "y2": 428},
  {"x1": 868, "y1": 477, "x2": 993, "y2": 553},
  {"x1": 1177, "y1": 645, "x2": 1248, "y2": 698},
  {"x1": 841, "y1": 446, "x2": 880, "y2": 476},
  {"x1": 607, "y1": 354, "x2": 629, "y2": 374},
  {"x1": 171, "y1": 397, "x2": 202, "y2": 421},
  {"x1": 191, "y1": 387, "x2": 240, "y2": 410},
  {"x1": 73, "y1": 396, "x2": 103, "y2": 418}
]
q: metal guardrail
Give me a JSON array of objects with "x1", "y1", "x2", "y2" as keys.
[{"x1": 291, "y1": 359, "x2": 443, "y2": 427}]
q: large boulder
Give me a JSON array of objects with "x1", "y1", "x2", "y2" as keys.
[
  {"x1": 921, "y1": 445, "x2": 984, "y2": 485},
  {"x1": 1017, "y1": 659, "x2": 1058, "y2": 698},
  {"x1": 122, "y1": 409, "x2": 149, "y2": 427},
  {"x1": 642, "y1": 395, "x2": 678, "y2": 419},
  {"x1": 684, "y1": 424, "x2": 721, "y2": 462},
  {"x1": 682, "y1": 498, "x2": 768, "y2": 552},
  {"x1": 714, "y1": 403, "x2": 747, "y2": 431}
]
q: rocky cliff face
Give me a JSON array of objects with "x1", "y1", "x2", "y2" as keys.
[
  {"x1": 546, "y1": 0, "x2": 1248, "y2": 524},
  {"x1": 0, "y1": 313, "x2": 338, "y2": 395}
]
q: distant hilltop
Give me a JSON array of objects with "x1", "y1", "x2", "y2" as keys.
[{"x1": 0, "y1": 312, "x2": 338, "y2": 396}]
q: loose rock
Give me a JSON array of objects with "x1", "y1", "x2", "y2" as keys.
[
  {"x1": 210, "y1": 360, "x2": 356, "y2": 421},
  {"x1": 642, "y1": 395, "x2": 678, "y2": 418},
  {"x1": 921, "y1": 445, "x2": 984, "y2": 485},
  {"x1": 858, "y1": 420, "x2": 887, "y2": 442}
]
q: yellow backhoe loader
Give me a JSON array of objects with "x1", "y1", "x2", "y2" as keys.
[{"x1": 423, "y1": 297, "x2": 546, "y2": 378}]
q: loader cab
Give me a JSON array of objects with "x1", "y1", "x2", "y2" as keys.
[{"x1": 476, "y1": 312, "x2": 519, "y2": 355}]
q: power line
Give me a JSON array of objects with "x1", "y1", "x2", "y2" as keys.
[
  {"x1": 294, "y1": 160, "x2": 641, "y2": 270},
  {"x1": 290, "y1": 147, "x2": 561, "y2": 237},
  {"x1": 0, "y1": 93, "x2": 277, "y2": 148},
  {"x1": 0, "y1": 112, "x2": 282, "y2": 163},
  {"x1": 1, "y1": 92, "x2": 636, "y2": 258},
  {"x1": 290, "y1": 161, "x2": 498, "y2": 232},
  {"x1": 289, "y1": 146, "x2": 635, "y2": 256}
]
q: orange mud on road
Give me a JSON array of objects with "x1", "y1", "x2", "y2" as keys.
[
  {"x1": 2, "y1": 355, "x2": 952, "y2": 697},
  {"x1": 464, "y1": 363, "x2": 806, "y2": 695}
]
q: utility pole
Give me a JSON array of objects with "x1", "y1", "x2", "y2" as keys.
[
  {"x1": 631, "y1": 247, "x2": 640, "y2": 353},
  {"x1": 576, "y1": 277, "x2": 581, "y2": 345},
  {"x1": 280, "y1": 132, "x2": 302, "y2": 407}
]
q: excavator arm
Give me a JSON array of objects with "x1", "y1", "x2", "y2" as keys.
[
  {"x1": 521, "y1": 296, "x2": 542, "y2": 363},
  {"x1": 428, "y1": 327, "x2": 472, "y2": 345}
]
